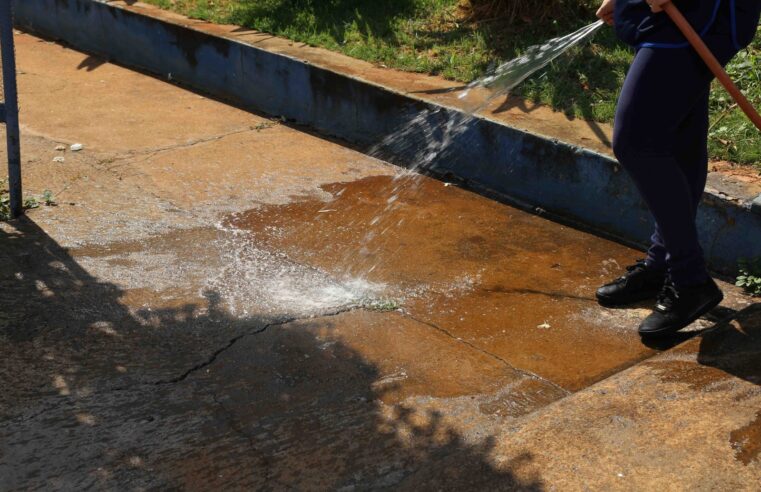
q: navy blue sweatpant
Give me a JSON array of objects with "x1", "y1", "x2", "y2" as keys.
[{"x1": 612, "y1": 31, "x2": 739, "y2": 287}]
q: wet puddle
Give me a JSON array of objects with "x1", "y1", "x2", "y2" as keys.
[
  {"x1": 225, "y1": 174, "x2": 657, "y2": 390},
  {"x1": 226, "y1": 174, "x2": 620, "y2": 295},
  {"x1": 730, "y1": 410, "x2": 761, "y2": 465}
]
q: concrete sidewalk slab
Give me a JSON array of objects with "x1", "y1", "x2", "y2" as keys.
[
  {"x1": 17, "y1": 34, "x2": 258, "y2": 155},
  {"x1": 1, "y1": 31, "x2": 759, "y2": 489},
  {"x1": 485, "y1": 304, "x2": 761, "y2": 489}
]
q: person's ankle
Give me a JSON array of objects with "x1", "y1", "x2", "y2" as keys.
[
  {"x1": 671, "y1": 273, "x2": 711, "y2": 289},
  {"x1": 644, "y1": 258, "x2": 666, "y2": 272}
]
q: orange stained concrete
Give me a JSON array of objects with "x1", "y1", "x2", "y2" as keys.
[{"x1": 227, "y1": 175, "x2": 748, "y2": 391}]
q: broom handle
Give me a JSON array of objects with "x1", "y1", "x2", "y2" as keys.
[{"x1": 662, "y1": 1, "x2": 761, "y2": 131}]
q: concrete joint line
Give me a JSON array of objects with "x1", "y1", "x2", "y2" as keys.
[
  {"x1": 107, "y1": 126, "x2": 264, "y2": 166},
  {"x1": 403, "y1": 313, "x2": 571, "y2": 396},
  {"x1": 18, "y1": 121, "x2": 259, "y2": 174}
]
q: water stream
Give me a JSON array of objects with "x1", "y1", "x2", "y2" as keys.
[
  {"x1": 459, "y1": 20, "x2": 605, "y2": 109},
  {"x1": 341, "y1": 20, "x2": 606, "y2": 280},
  {"x1": 224, "y1": 21, "x2": 606, "y2": 313}
]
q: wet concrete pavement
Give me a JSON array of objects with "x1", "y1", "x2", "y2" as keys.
[
  {"x1": 1, "y1": 32, "x2": 760, "y2": 489},
  {"x1": 228, "y1": 175, "x2": 663, "y2": 391}
]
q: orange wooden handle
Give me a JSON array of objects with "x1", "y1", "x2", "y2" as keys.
[{"x1": 662, "y1": 1, "x2": 761, "y2": 131}]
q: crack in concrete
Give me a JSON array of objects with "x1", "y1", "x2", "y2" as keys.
[
  {"x1": 152, "y1": 323, "x2": 272, "y2": 386},
  {"x1": 2, "y1": 306, "x2": 363, "y2": 425},
  {"x1": 152, "y1": 305, "x2": 362, "y2": 386},
  {"x1": 403, "y1": 313, "x2": 571, "y2": 396},
  {"x1": 105, "y1": 125, "x2": 272, "y2": 170}
]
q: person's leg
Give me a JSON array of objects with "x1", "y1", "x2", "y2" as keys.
[
  {"x1": 613, "y1": 46, "x2": 714, "y2": 287},
  {"x1": 613, "y1": 37, "x2": 746, "y2": 335},
  {"x1": 644, "y1": 88, "x2": 710, "y2": 272},
  {"x1": 676, "y1": 89, "x2": 711, "y2": 213},
  {"x1": 596, "y1": 47, "x2": 708, "y2": 307}
]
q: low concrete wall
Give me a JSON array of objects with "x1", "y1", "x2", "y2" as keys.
[{"x1": 14, "y1": 0, "x2": 761, "y2": 274}]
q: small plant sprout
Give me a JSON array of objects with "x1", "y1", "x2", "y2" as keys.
[
  {"x1": 360, "y1": 297, "x2": 402, "y2": 312},
  {"x1": 254, "y1": 121, "x2": 277, "y2": 131},
  {"x1": 42, "y1": 190, "x2": 56, "y2": 206},
  {"x1": 0, "y1": 179, "x2": 58, "y2": 220},
  {"x1": 736, "y1": 257, "x2": 761, "y2": 297},
  {"x1": 23, "y1": 196, "x2": 40, "y2": 210}
]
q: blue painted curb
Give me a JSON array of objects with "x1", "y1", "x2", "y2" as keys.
[
  {"x1": 752, "y1": 194, "x2": 761, "y2": 215},
  {"x1": 13, "y1": 0, "x2": 761, "y2": 274}
]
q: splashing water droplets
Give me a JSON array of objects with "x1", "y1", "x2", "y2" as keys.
[
  {"x1": 459, "y1": 20, "x2": 604, "y2": 105},
  {"x1": 211, "y1": 22, "x2": 604, "y2": 315},
  {"x1": 206, "y1": 223, "x2": 386, "y2": 318}
]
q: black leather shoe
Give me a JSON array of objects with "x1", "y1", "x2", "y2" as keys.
[
  {"x1": 638, "y1": 279, "x2": 724, "y2": 336},
  {"x1": 596, "y1": 260, "x2": 667, "y2": 307}
]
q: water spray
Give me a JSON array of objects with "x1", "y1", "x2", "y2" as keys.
[
  {"x1": 458, "y1": 4, "x2": 761, "y2": 133},
  {"x1": 458, "y1": 20, "x2": 605, "y2": 107}
]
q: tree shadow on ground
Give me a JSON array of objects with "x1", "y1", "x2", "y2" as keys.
[
  {"x1": 229, "y1": 0, "x2": 419, "y2": 46},
  {"x1": 0, "y1": 217, "x2": 543, "y2": 490}
]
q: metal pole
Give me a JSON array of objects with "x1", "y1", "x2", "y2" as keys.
[{"x1": 0, "y1": 0, "x2": 21, "y2": 218}]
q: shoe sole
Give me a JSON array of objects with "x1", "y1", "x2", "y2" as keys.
[
  {"x1": 596, "y1": 290, "x2": 660, "y2": 308},
  {"x1": 638, "y1": 291, "x2": 724, "y2": 337}
]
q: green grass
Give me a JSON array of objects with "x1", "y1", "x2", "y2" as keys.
[
  {"x1": 737, "y1": 257, "x2": 761, "y2": 296},
  {"x1": 708, "y1": 47, "x2": 761, "y2": 164},
  {"x1": 143, "y1": 0, "x2": 761, "y2": 166}
]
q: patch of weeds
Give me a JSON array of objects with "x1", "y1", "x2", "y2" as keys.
[
  {"x1": 736, "y1": 257, "x2": 761, "y2": 297},
  {"x1": 708, "y1": 33, "x2": 761, "y2": 167},
  {"x1": 253, "y1": 120, "x2": 278, "y2": 132},
  {"x1": 0, "y1": 196, "x2": 10, "y2": 220},
  {"x1": 360, "y1": 297, "x2": 402, "y2": 312},
  {"x1": 0, "y1": 178, "x2": 56, "y2": 220}
]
